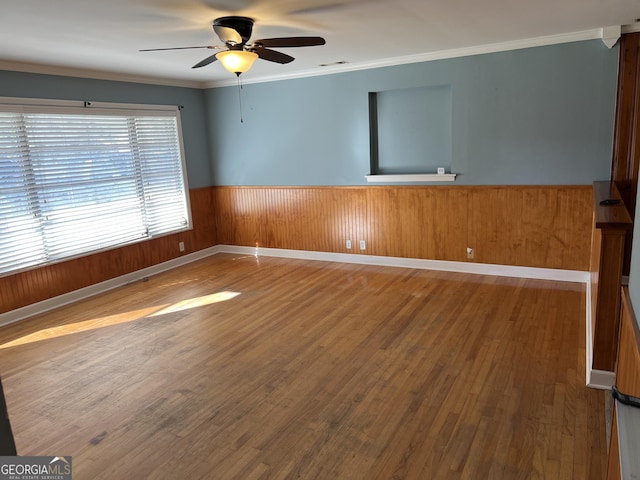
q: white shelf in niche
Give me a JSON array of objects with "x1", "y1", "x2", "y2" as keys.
[{"x1": 365, "y1": 173, "x2": 457, "y2": 183}]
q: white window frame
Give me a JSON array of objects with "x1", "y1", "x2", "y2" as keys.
[{"x1": 0, "y1": 96, "x2": 192, "y2": 277}]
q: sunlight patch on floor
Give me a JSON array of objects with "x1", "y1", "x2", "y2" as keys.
[
  {"x1": 0, "y1": 291, "x2": 241, "y2": 350},
  {"x1": 149, "y1": 291, "x2": 240, "y2": 317}
]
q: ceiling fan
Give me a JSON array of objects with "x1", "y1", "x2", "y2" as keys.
[{"x1": 141, "y1": 16, "x2": 326, "y2": 76}]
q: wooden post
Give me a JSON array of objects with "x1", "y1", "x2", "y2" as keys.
[{"x1": 590, "y1": 181, "x2": 632, "y2": 373}]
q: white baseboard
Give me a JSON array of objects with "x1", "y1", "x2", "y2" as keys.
[
  {"x1": 0, "y1": 246, "x2": 223, "y2": 327},
  {"x1": 585, "y1": 281, "x2": 616, "y2": 390},
  {"x1": 227, "y1": 246, "x2": 612, "y2": 390},
  {"x1": 0, "y1": 244, "x2": 591, "y2": 341},
  {"x1": 587, "y1": 369, "x2": 616, "y2": 390},
  {"x1": 219, "y1": 245, "x2": 590, "y2": 283},
  {"x1": 586, "y1": 281, "x2": 594, "y2": 386}
]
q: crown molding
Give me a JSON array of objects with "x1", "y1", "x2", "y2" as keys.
[
  {"x1": 0, "y1": 27, "x2": 624, "y2": 90},
  {"x1": 601, "y1": 26, "x2": 622, "y2": 48},
  {"x1": 0, "y1": 59, "x2": 207, "y2": 89},
  {"x1": 205, "y1": 28, "x2": 605, "y2": 88},
  {"x1": 622, "y1": 23, "x2": 640, "y2": 34}
]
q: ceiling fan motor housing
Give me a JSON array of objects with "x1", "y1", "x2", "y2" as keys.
[{"x1": 213, "y1": 16, "x2": 254, "y2": 45}]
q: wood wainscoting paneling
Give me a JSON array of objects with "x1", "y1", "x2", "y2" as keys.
[
  {"x1": 1, "y1": 185, "x2": 593, "y2": 316},
  {"x1": 213, "y1": 185, "x2": 593, "y2": 271},
  {"x1": 0, "y1": 187, "x2": 217, "y2": 315},
  {"x1": 616, "y1": 289, "x2": 640, "y2": 397}
]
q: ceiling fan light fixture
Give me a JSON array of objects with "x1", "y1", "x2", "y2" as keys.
[{"x1": 216, "y1": 50, "x2": 258, "y2": 75}]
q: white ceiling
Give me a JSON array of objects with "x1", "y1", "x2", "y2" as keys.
[{"x1": 0, "y1": 0, "x2": 639, "y2": 88}]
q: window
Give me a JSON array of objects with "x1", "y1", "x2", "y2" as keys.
[{"x1": 0, "y1": 98, "x2": 191, "y2": 276}]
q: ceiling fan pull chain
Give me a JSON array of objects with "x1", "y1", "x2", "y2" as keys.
[{"x1": 237, "y1": 74, "x2": 244, "y2": 124}]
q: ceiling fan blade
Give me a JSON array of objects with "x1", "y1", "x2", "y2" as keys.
[
  {"x1": 254, "y1": 48, "x2": 295, "y2": 64},
  {"x1": 139, "y1": 45, "x2": 222, "y2": 52},
  {"x1": 252, "y1": 37, "x2": 326, "y2": 48},
  {"x1": 192, "y1": 54, "x2": 219, "y2": 69}
]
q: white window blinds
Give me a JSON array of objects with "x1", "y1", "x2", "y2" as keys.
[{"x1": 0, "y1": 99, "x2": 190, "y2": 276}]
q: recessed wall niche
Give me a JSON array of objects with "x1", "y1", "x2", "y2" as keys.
[{"x1": 369, "y1": 84, "x2": 452, "y2": 177}]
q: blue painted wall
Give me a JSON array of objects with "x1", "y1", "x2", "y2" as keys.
[
  {"x1": 375, "y1": 84, "x2": 452, "y2": 174},
  {"x1": 0, "y1": 71, "x2": 212, "y2": 188},
  {"x1": 205, "y1": 40, "x2": 618, "y2": 186},
  {"x1": 0, "y1": 39, "x2": 620, "y2": 188}
]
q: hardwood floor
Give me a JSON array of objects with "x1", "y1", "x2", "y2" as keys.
[{"x1": 0, "y1": 254, "x2": 607, "y2": 479}]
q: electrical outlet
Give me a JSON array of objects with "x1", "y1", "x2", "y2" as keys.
[
  {"x1": 179, "y1": 241, "x2": 185, "y2": 252},
  {"x1": 466, "y1": 247, "x2": 474, "y2": 259},
  {"x1": 360, "y1": 240, "x2": 366, "y2": 250},
  {"x1": 346, "y1": 239, "x2": 352, "y2": 249}
]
